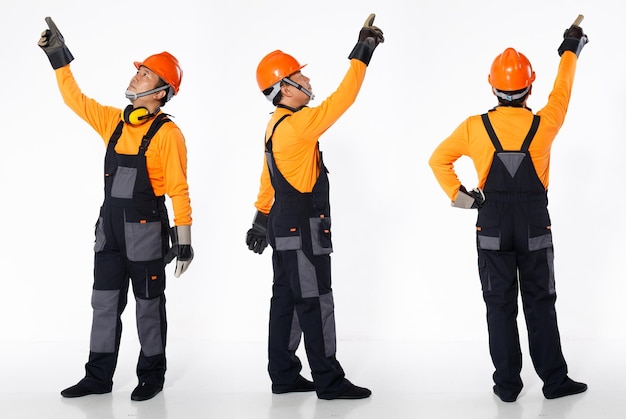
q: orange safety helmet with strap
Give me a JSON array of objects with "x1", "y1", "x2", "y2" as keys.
[
  {"x1": 256, "y1": 50, "x2": 310, "y2": 102},
  {"x1": 488, "y1": 48, "x2": 535, "y2": 101},
  {"x1": 133, "y1": 51, "x2": 183, "y2": 102}
]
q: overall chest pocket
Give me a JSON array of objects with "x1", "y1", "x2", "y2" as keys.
[
  {"x1": 124, "y1": 207, "x2": 163, "y2": 262},
  {"x1": 111, "y1": 166, "x2": 137, "y2": 199}
]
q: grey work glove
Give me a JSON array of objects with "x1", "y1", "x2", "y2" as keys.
[
  {"x1": 246, "y1": 211, "x2": 268, "y2": 254},
  {"x1": 452, "y1": 185, "x2": 485, "y2": 209},
  {"x1": 165, "y1": 225, "x2": 193, "y2": 278},
  {"x1": 38, "y1": 16, "x2": 74, "y2": 69},
  {"x1": 348, "y1": 13, "x2": 384, "y2": 66},
  {"x1": 558, "y1": 16, "x2": 589, "y2": 57}
]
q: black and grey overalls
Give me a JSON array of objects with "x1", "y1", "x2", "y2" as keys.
[
  {"x1": 83, "y1": 114, "x2": 171, "y2": 392},
  {"x1": 476, "y1": 112, "x2": 568, "y2": 399},
  {"x1": 265, "y1": 114, "x2": 349, "y2": 398}
]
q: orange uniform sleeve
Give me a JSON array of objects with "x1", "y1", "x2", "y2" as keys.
[
  {"x1": 55, "y1": 65, "x2": 121, "y2": 143},
  {"x1": 254, "y1": 153, "x2": 274, "y2": 215},
  {"x1": 428, "y1": 120, "x2": 472, "y2": 201},
  {"x1": 147, "y1": 123, "x2": 192, "y2": 226}
]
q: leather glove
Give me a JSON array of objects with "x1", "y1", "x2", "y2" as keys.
[
  {"x1": 38, "y1": 16, "x2": 74, "y2": 69},
  {"x1": 246, "y1": 211, "x2": 268, "y2": 254},
  {"x1": 165, "y1": 225, "x2": 194, "y2": 278},
  {"x1": 558, "y1": 19, "x2": 588, "y2": 57},
  {"x1": 348, "y1": 13, "x2": 384, "y2": 66},
  {"x1": 452, "y1": 185, "x2": 485, "y2": 209}
]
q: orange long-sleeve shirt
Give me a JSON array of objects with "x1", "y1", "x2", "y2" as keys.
[
  {"x1": 254, "y1": 58, "x2": 367, "y2": 214},
  {"x1": 55, "y1": 65, "x2": 192, "y2": 226},
  {"x1": 429, "y1": 51, "x2": 578, "y2": 201}
]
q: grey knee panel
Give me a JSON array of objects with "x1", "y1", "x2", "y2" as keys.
[
  {"x1": 320, "y1": 292, "x2": 337, "y2": 357},
  {"x1": 90, "y1": 289, "x2": 120, "y2": 353},
  {"x1": 288, "y1": 309, "x2": 303, "y2": 351},
  {"x1": 297, "y1": 250, "x2": 319, "y2": 298},
  {"x1": 135, "y1": 297, "x2": 164, "y2": 357}
]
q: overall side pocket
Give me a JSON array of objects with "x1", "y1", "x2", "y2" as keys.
[
  {"x1": 273, "y1": 216, "x2": 302, "y2": 251},
  {"x1": 310, "y1": 216, "x2": 332, "y2": 255},
  {"x1": 476, "y1": 208, "x2": 500, "y2": 251},
  {"x1": 94, "y1": 215, "x2": 106, "y2": 253},
  {"x1": 528, "y1": 203, "x2": 553, "y2": 251}
]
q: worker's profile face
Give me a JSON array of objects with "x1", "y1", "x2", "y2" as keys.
[
  {"x1": 289, "y1": 71, "x2": 313, "y2": 104},
  {"x1": 290, "y1": 71, "x2": 311, "y2": 91},
  {"x1": 127, "y1": 66, "x2": 161, "y2": 97}
]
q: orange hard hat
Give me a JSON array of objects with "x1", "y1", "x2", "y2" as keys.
[
  {"x1": 256, "y1": 50, "x2": 306, "y2": 91},
  {"x1": 488, "y1": 48, "x2": 535, "y2": 91},
  {"x1": 134, "y1": 51, "x2": 183, "y2": 95}
]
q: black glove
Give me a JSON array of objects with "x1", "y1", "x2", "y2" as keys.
[
  {"x1": 558, "y1": 21, "x2": 588, "y2": 57},
  {"x1": 452, "y1": 185, "x2": 485, "y2": 209},
  {"x1": 164, "y1": 226, "x2": 194, "y2": 278},
  {"x1": 348, "y1": 13, "x2": 384, "y2": 66},
  {"x1": 246, "y1": 211, "x2": 268, "y2": 254},
  {"x1": 38, "y1": 16, "x2": 74, "y2": 69}
]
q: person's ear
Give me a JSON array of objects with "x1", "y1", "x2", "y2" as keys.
[
  {"x1": 281, "y1": 83, "x2": 292, "y2": 97},
  {"x1": 154, "y1": 89, "x2": 166, "y2": 101}
]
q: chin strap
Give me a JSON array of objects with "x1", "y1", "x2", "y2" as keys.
[
  {"x1": 125, "y1": 84, "x2": 171, "y2": 101},
  {"x1": 282, "y1": 77, "x2": 315, "y2": 100},
  {"x1": 263, "y1": 77, "x2": 315, "y2": 103}
]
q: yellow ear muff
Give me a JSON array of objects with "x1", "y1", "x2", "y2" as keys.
[{"x1": 122, "y1": 105, "x2": 151, "y2": 125}]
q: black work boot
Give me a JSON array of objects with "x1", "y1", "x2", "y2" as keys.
[
  {"x1": 543, "y1": 377, "x2": 587, "y2": 399},
  {"x1": 493, "y1": 384, "x2": 520, "y2": 402},
  {"x1": 61, "y1": 379, "x2": 111, "y2": 398},
  {"x1": 130, "y1": 382, "x2": 163, "y2": 401},
  {"x1": 318, "y1": 382, "x2": 371, "y2": 400},
  {"x1": 272, "y1": 375, "x2": 315, "y2": 394}
]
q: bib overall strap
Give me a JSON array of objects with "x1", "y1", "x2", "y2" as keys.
[
  {"x1": 109, "y1": 120, "x2": 125, "y2": 148},
  {"x1": 265, "y1": 114, "x2": 290, "y2": 154},
  {"x1": 481, "y1": 113, "x2": 541, "y2": 152},
  {"x1": 139, "y1": 114, "x2": 171, "y2": 155},
  {"x1": 519, "y1": 115, "x2": 541, "y2": 152},
  {"x1": 107, "y1": 113, "x2": 171, "y2": 153},
  {"x1": 481, "y1": 113, "x2": 504, "y2": 152}
]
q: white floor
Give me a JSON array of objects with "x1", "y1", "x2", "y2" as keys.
[{"x1": 1, "y1": 338, "x2": 623, "y2": 419}]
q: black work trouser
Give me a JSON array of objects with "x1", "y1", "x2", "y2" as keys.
[
  {"x1": 478, "y1": 244, "x2": 567, "y2": 397},
  {"x1": 268, "y1": 238, "x2": 348, "y2": 398},
  {"x1": 82, "y1": 205, "x2": 168, "y2": 392}
]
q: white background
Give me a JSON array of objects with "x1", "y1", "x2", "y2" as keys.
[{"x1": 0, "y1": 0, "x2": 623, "y2": 365}]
